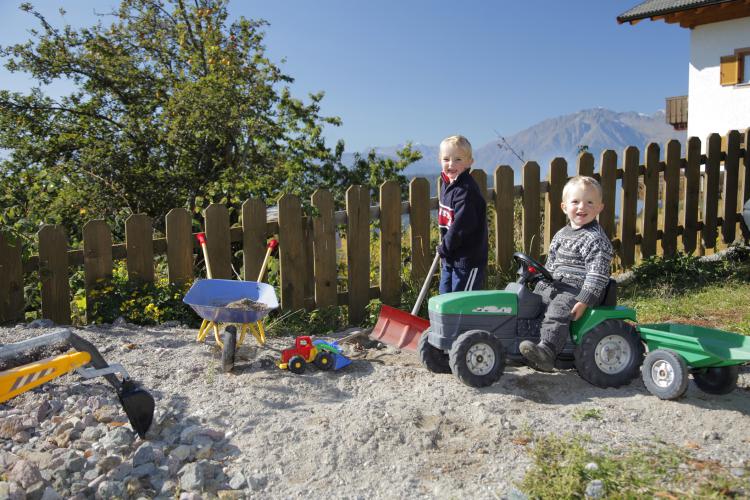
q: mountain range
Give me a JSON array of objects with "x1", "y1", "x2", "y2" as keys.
[{"x1": 345, "y1": 108, "x2": 687, "y2": 181}]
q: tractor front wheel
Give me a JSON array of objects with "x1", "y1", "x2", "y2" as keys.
[
  {"x1": 692, "y1": 366, "x2": 739, "y2": 395},
  {"x1": 418, "y1": 329, "x2": 451, "y2": 374},
  {"x1": 314, "y1": 351, "x2": 334, "y2": 371},
  {"x1": 449, "y1": 330, "x2": 505, "y2": 388},
  {"x1": 642, "y1": 349, "x2": 689, "y2": 400},
  {"x1": 575, "y1": 320, "x2": 644, "y2": 388}
]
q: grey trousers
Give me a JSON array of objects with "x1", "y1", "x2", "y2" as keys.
[{"x1": 533, "y1": 281, "x2": 581, "y2": 353}]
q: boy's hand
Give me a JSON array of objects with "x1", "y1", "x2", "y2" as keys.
[{"x1": 570, "y1": 302, "x2": 588, "y2": 321}]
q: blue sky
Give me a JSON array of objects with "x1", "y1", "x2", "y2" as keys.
[{"x1": 0, "y1": 1, "x2": 689, "y2": 152}]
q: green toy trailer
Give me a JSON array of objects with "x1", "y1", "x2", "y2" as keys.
[
  {"x1": 420, "y1": 253, "x2": 750, "y2": 395},
  {"x1": 638, "y1": 323, "x2": 750, "y2": 399}
]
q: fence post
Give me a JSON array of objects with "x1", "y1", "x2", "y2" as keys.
[
  {"x1": 125, "y1": 214, "x2": 154, "y2": 283},
  {"x1": 494, "y1": 165, "x2": 515, "y2": 273},
  {"x1": 311, "y1": 189, "x2": 338, "y2": 308},
  {"x1": 599, "y1": 150, "x2": 617, "y2": 241},
  {"x1": 662, "y1": 140, "x2": 681, "y2": 257},
  {"x1": 409, "y1": 177, "x2": 431, "y2": 285},
  {"x1": 278, "y1": 194, "x2": 305, "y2": 312},
  {"x1": 379, "y1": 180, "x2": 402, "y2": 306},
  {"x1": 577, "y1": 151, "x2": 594, "y2": 177},
  {"x1": 522, "y1": 161, "x2": 541, "y2": 259},
  {"x1": 204, "y1": 204, "x2": 232, "y2": 279},
  {"x1": 702, "y1": 133, "x2": 722, "y2": 251},
  {"x1": 83, "y1": 220, "x2": 112, "y2": 323},
  {"x1": 682, "y1": 137, "x2": 701, "y2": 254},
  {"x1": 39, "y1": 225, "x2": 71, "y2": 325},
  {"x1": 619, "y1": 147, "x2": 639, "y2": 268},
  {"x1": 545, "y1": 158, "x2": 567, "y2": 255},
  {"x1": 723, "y1": 130, "x2": 741, "y2": 244},
  {"x1": 241, "y1": 198, "x2": 267, "y2": 282},
  {"x1": 641, "y1": 143, "x2": 660, "y2": 259},
  {"x1": 0, "y1": 232, "x2": 24, "y2": 324},
  {"x1": 346, "y1": 185, "x2": 370, "y2": 325},
  {"x1": 165, "y1": 208, "x2": 194, "y2": 285}
]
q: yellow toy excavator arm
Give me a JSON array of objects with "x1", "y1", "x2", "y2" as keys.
[{"x1": 0, "y1": 351, "x2": 91, "y2": 403}]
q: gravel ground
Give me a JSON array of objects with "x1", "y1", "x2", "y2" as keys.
[{"x1": 1, "y1": 320, "x2": 749, "y2": 499}]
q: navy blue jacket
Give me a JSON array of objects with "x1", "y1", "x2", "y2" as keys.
[{"x1": 437, "y1": 170, "x2": 488, "y2": 269}]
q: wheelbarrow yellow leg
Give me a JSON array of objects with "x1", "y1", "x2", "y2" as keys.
[
  {"x1": 252, "y1": 321, "x2": 266, "y2": 345},
  {"x1": 197, "y1": 319, "x2": 212, "y2": 342},
  {"x1": 212, "y1": 322, "x2": 223, "y2": 348}
]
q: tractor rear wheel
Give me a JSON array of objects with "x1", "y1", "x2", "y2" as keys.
[
  {"x1": 574, "y1": 320, "x2": 644, "y2": 388},
  {"x1": 642, "y1": 349, "x2": 689, "y2": 400},
  {"x1": 314, "y1": 351, "x2": 334, "y2": 371},
  {"x1": 692, "y1": 366, "x2": 739, "y2": 395},
  {"x1": 418, "y1": 329, "x2": 451, "y2": 374},
  {"x1": 449, "y1": 330, "x2": 505, "y2": 388}
]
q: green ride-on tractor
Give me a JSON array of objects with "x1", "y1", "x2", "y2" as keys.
[{"x1": 419, "y1": 252, "x2": 644, "y2": 389}]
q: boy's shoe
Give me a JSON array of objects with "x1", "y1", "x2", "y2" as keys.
[{"x1": 519, "y1": 340, "x2": 556, "y2": 373}]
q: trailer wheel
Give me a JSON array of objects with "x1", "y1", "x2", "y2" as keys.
[
  {"x1": 449, "y1": 330, "x2": 505, "y2": 388},
  {"x1": 288, "y1": 355, "x2": 306, "y2": 374},
  {"x1": 575, "y1": 320, "x2": 644, "y2": 388},
  {"x1": 314, "y1": 351, "x2": 334, "y2": 371},
  {"x1": 221, "y1": 326, "x2": 237, "y2": 373},
  {"x1": 692, "y1": 366, "x2": 739, "y2": 395},
  {"x1": 642, "y1": 349, "x2": 689, "y2": 400},
  {"x1": 418, "y1": 329, "x2": 451, "y2": 374}
]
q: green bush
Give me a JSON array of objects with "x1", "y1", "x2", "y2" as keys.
[
  {"x1": 74, "y1": 262, "x2": 197, "y2": 326},
  {"x1": 621, "y1": 245, "x2": 750, "y2": 298}
]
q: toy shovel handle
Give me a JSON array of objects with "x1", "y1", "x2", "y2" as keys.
[
  {"x1": 257, "y1": 238, "x2": 279, "y2": 282},
  {"x1": 411, "y1": 251, "x2": 441, "y2": 316},
  {"x1": 195, "y1": 233, "x2": 213, "y2": 279}
]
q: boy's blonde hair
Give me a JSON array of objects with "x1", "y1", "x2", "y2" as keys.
[
  {"x1": 440, "y1": 135, "x2": 473, "y2": 159},
  {"x1": 562, "y1": 175, "x2": 603, "y2": 201}
]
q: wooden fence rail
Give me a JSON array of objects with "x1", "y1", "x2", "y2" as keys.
[{"x1": 1, "y1": 129, "x2": 748, "y2": 326}]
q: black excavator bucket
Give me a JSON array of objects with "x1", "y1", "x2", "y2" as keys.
[{"x1": 118, "y1": 380, "x2": 155, "y2": 439}]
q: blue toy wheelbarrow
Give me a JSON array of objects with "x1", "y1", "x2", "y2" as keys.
[{"x1": 183, "y1": 234, "x2": 279, "y2": 371}]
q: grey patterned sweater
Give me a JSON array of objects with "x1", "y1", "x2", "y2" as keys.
[{"x1": 545, "y1": 221, "x2": 614, "y2": 306}]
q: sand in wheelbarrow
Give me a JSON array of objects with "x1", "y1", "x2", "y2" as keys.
[{"x1": 222, "y1": 297, "x2": 271, "y2": 313}]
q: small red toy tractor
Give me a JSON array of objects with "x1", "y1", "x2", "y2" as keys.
[{"x1": 277, "y1": 336, "x2": 351, "y2": 374}]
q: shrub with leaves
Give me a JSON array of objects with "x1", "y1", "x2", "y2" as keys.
[{"x1": 74, "y1": 262, "x2": 196, "y2": 326}]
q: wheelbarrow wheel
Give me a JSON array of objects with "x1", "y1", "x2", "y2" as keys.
[
  {"x1": 642, "y1": 349, "x2": 689, "y2": 400},
  {"x1": 221, "y1": 326, "x2": 237, "y2": 373},
  {"x1": 449, "y1": 330, "x2": 506, "y2": 388},
  {"x1": 692, "y1": 366, "x2": 739, "y2": 395},
  {"x1": 314, "y1": 351, "x2": 334, "y2": 371},
  {"x1": 418, "y1": 329, "x2": 451, "y2": 374}
]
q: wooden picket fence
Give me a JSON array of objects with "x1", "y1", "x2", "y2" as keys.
[{"x1": 0, "y1": 129, "x2": 748, "y2": 327}]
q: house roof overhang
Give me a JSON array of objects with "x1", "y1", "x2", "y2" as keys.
[{"x1": 617, "y1": 0, "x2": 750, "y2": 28}]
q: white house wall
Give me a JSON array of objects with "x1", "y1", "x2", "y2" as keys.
[{"x1": 688, "y1": 16, "x2": 750, "y2": 148}]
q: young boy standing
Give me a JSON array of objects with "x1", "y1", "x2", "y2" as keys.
[
  {"x1": 520, "y1": 176, "x2": 613, "y2": 372},
  {"x1": 437, "y1": 135, "x2": 488, "y2": 294}
]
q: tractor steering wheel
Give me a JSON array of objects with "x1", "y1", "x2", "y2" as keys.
[{"x1": 512, "y1": 252, "x2": 554, "y2": 285}]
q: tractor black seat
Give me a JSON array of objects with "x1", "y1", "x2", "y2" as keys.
[{"x1": 599, "y1": 279, "x2": 617, "y2": 306}]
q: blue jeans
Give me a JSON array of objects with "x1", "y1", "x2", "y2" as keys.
[{"x1": 439, "y1": 264, "x2": 485, "y2": 294}]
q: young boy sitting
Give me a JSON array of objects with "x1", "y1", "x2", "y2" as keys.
[
  {"x1": 520, "y1": 176, "x2": 614, "y2": 372},
  {"x1": 436, "y1": 135, "x2": 488, "y2": 293}
]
